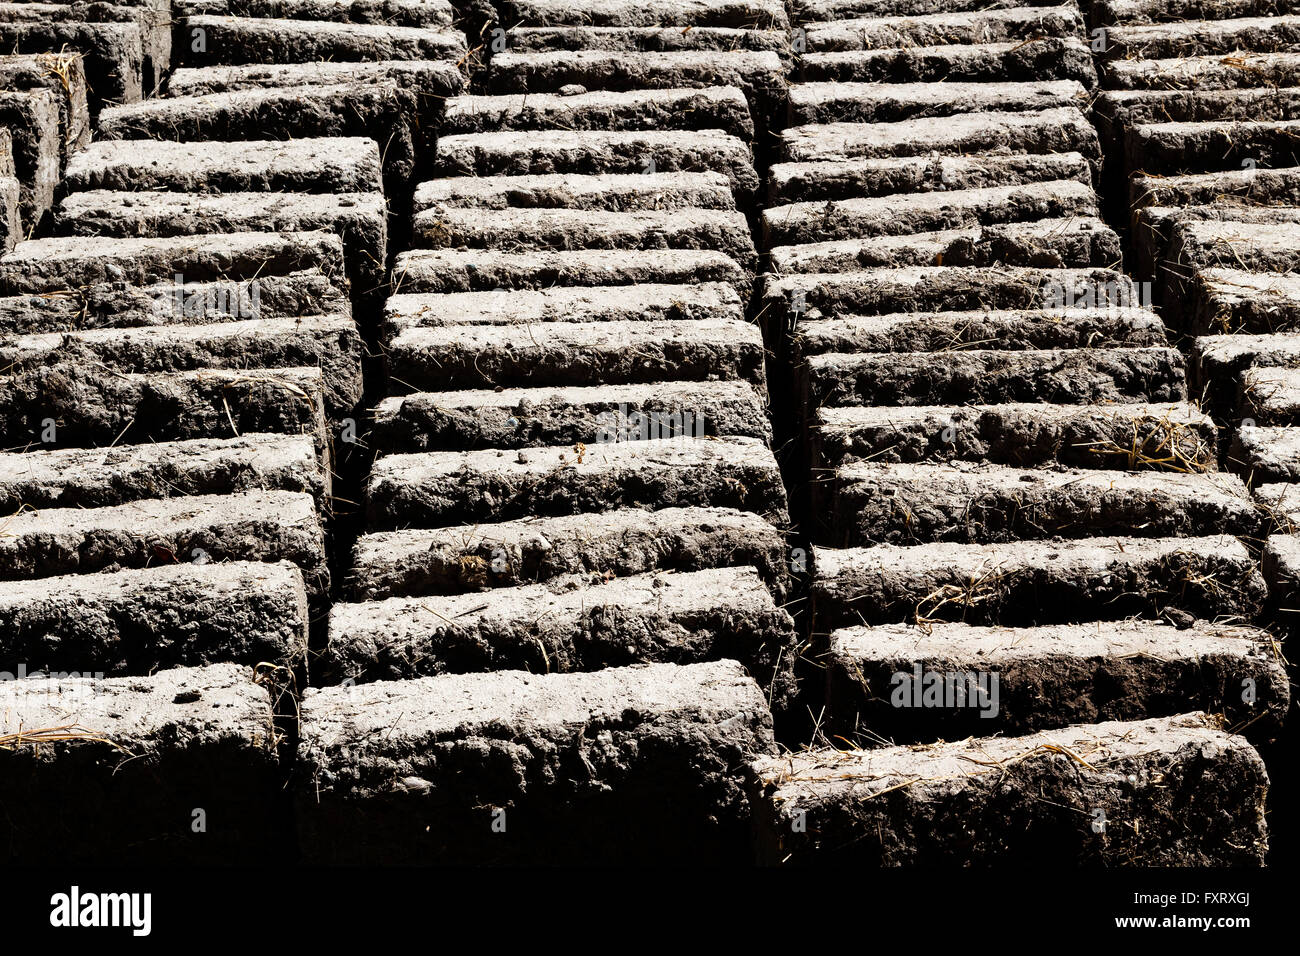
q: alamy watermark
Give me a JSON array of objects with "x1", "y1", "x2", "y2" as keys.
[
  {"x1": 890, "y1": 664, "x2": 1000, "y2": 718},
  {"x1": 50, "y1": 886, "x2": 151, "y2": 936},
  {"x1": 1045, "y1": 279, "x2": 1154, "y2": 312},
  {"x1": 595, "y1": 404, "x2": 707, "y2": 444},
  {"x1": 0, "y1": 664, "x2": 106, "y2": 702},
  {"x1": 152, "y1": 273, "x2": 260, "y2": 321}
]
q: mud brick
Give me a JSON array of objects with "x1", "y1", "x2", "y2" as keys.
[
  {"x1": 0, "y1": 88, "x2": 58, "y2": 231},
  {"x1": 778, "y1": 109, "x2": 1101, "y2": 171},
  {"x1": 417, "y1": 206, "x2": 753, "y2": 273},
  {"x1": 0, "y1": 126, "x2": 12, "y2": 179},
  {"x1": 324, "y1": 567, "x2": 798, "y2": 706},
  {"x1": 501, "y1": 0, "x2": 790, "y2": 28},
  {"x1": 441, "y1": 88, "x2": 754, "y2": 139},
  {"x1": 0, "y1": 231, "x2": 344, "y2": 294},
  {"x1": 0, "y1": 1, "x2": 169, "y2": 94},
  {"x1": 370, "y1": 379, "x2": 770, "y2": 452},
  {"x1": 1162, "y1": 215, "x2": 1300, "y2": 325},
  {"x1": 346, "y1": 505, "x2": 790, "y2": 600},
  {"x1": 1169, "y1": 220, "x2": 1300, "y2": 290},
  {"x1": 805, "y1": 348, "x2": 1184, "y2": 408},
  {"x1": 0, "y1": 130, "x2": 16, "y2": 254},
  {"x1": 790, "y1": 232, "x2": 941, "y2": 275},
  {"x1": 0, "y1": 365, "x2": 327, "y2": 448},
  {"x1": 0, "y1": 315, "x2": 363, "y2": 417},
  {"x1": 392, "y1": 247, "x2": 749, "y2": 295},
  {"x1": 56, "y1": 190, "x2": 387, "y2": 297},
  {"x1": 485, "y1": 50, "x2": 787, "y2": 118},
  {"x1": 295, "y1": 659, "x2": 774, "y2": 864},
  {"x1": 1130, "y1": 167, "x2": 1300, "y2": 212},
  {"x1": 809, "y1": 535, "x2": 1266, "y2": 629},
  {"x1": 0, "y1": 489, "x2": 328, "y2": 594},
  {"x1": 1230, "y1": 424, "x2": 1300, "y2": 482},
  {"x1": 1102, "y1": 16, "x2": 1300, "y2": 59},
  {"x1": 794, "y1": 0, "x2": 1073, "y2": 15},
  {"x1": 826, "y1": 620, "x2": 1285, "y2": 742},
  {"x1": 1242, "y1": 365, "x2": 1300, "y2": 425},
  {"x1": 763, "y1": 267, "x2": 1143, "y2": 326},
  {"x1": 380, "y1": 282, "x2": 742, "y2": 334},
  {"x1": 763, "y1": 180, "x2": 1098, "y2": 246},
  {"x1": 412, "y1": 207, "x2": 755, "y2": 272},
  {"x1": 1190, "y1": 332, "x2": 1300, "y2": 374},
  {"x1": 121, "y1": 0, "x2": 175, "y2": 82},
  {"x1": 1097, "y1": 88, "x2": 1300, "y2": 184},
  {"x1": 414, "y1": 171, "x2": 737, "y2": 212},
  {"x1": 0, "y1": 52, "x2": 91, "y2": 164},
  {"x1": 178, "y1": 0, "x2": 455, "y2": 25},
  {"x1": 825, "y1": 462, "x2": 1259, "y2": 546},
  {"x1": 506, "y1": 26, "x2": 789, "y2": 55},
  {"x1": 1131, "y1": 204, "x2": 1300, "y2": 290},
  {"x1": 432, "y1": 129, "x2": 760, "y2": 201},
  {"x1": 182, "y1": 15, "x2": 466, "y2": 67},
  {"x1": 0, "y1": 177, "x2": 18, "y2": 255},
  {"x1": 0, "y1": 433, "x2": 326, "y2": 512},
  {"x1": 810, "y1": 402, "x2": 1216, "y2": 471},
  {"x1": 750, "y1": 714, "x2": 1269, "y2": 865},
  {"x1": 0, "y1": 20, "x2": 141, "y2": 114},
  {"x1": 797, "y1": 37, "x2": 1098, "y2": 86},
  {"x1": 365, "y1": 435, "x2": 789, "y2": 528},
  {"x1": 1096, "y1": 88, "x2": 1300, "y2": 146},
  {"x1": 1263, "y1": 533, "x2": 1300, "y2": 606},
  {"x1": 386, "y1": 318, "x2": 765, "y2": 391},
  {"x1": 112, "y1": 0, "x2": 173, "y2": 92},
  {"x1": 1091, "y1": 0, "x2": 1295, "y2": 24},
  {"x1": 802, "y1": 7, "x2": 1086, "y2": 51},
  {"x1": 65, "y1": 137, "x2": 382, "y2": 195},
  {"x1": 1191, "y1": 268, "x2": 1300, "y2": 335},
  {"x1": 1126, "y1": 119, "x2": 1300, "y2": 177},
  {"x1": 1255, "y1": 481, "x2": 1300, "y2": 529},
  {"x1": 482, "y1": 49, "x2": 782, "y2": 94},
  {"x1": 788, "y1": 80, "x2": 1088, "y2": 126},
  {"x1": 0, "y1": 664, "x2": 279, "y2": 864},
  {"x1": 791, "y1": 308, "x2": 1167, "y2": 356},
  {"x1": 94, "y1": 82, "x2": 428, "y2": 192},
  {"x1": 0, "y1": 270, "x2": 346, "y2": 335},
  {"x1": 1105, "y1": 50, "x2": 1300, "y2": 89},
  {"x1": 768, "y1": 152, "x2": 1094, "y2": 204},
  {"x1": 1190, "y1": 330, "x2": 1300, "y2": 416},
  {"x1": 165, "y1": 58, "x2": 464, "y2": 98},
  {"x1": 769, "y1": 218, "x2": 1121, "y2": 272},
  {"x1": 0, "y1": 561, "x2": 307, "y2": 673}
]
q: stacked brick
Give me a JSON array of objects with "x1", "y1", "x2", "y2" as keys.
[
  {"x1": 1089, "y1": 2, "x2": 1300, "y2": 635},
  {"x1": 0, "y1": 0, "x2": 1293, "y2": 867},
  {"x1": 0, "y1": 0, "x2": 161, "y2": 113},
  {"x1": 749, "y1": 0, "x2": 1283, "y2": 864},
  {"x1": 0, "y1": 49, "x2": 92, "y2": 249},
  {"x1": 752, "y1": 711, "x2": 1272, "y2": 864},
  {"x1": 96, "y1": 0, "x2": 467, "y2": 201},
  {"x1": 0, "y1": 0, "x2": 459, "y2": 861},
  {"x1": 0, "y1": 227, "x2": 344, "y2": 666},
  {"x1": 303, "y1": 0, "x2": 801, "y2": 863},
  {"x1": 485, "y1": 0, "x2": 789, "y2": 123},
  {"x1": 0, "y1": 232, "x2": 337, "y2": 858}
]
